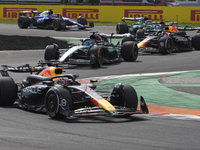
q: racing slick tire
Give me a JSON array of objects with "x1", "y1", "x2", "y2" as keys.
[
  {"x1": 45, "y1": 86, "x2": 73, "y2": 119},
  {"x1": 121, "y1": 41, "x2": 138, "y2": 61},
  {"x1": 136, "y1": 29, "x2": 145, "y2": 39},
  {"x1": 44, "y1": 44, "x2": 59, "y2": 60},
  {"x1": 121, "y1": 36, "x2": 135, "y2": 45},
  {"x1": 158, "y1": 36, "x2": 173, "y2": 54},
  {"x1": 89, "y1": 46, "x2": 104, "y2": 67},
  {"x1": 18, "y1": 16, "x2": 30, "y2": 29},
  {"x1": 0, "y1": 77, "x2": 17, "y2": 106},
  {"x1": 77, "y1": 17, "x2": 87, "y2": 30},
  {"x1": 53, "y1": 18, "x2": 63, "y2": 31},
  {"x1": 192, "y1": 34, "x2": 200, "y2": 50},
  {"x1": 110, "y1": 84, "x2": 138, "y2": 111},
  {"x1": 122, "y1": 85, "x2": 138, "y2": 110},
  {"x1": 116, "y1": 23, "x2": 128, "y2": 34}
]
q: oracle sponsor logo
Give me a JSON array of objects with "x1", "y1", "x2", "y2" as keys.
[
  {"x1": 124, "y1": 9, "x2": 163, "y2": 20},
  {"x1": 63, "y1": 8, "x2": 99, "y2": 20},
  {"x1": 191, "y1": 10, "x2": 200, "y2": 21},
  {"x1": 3, "y1": 8, "x2": 37, "y2": 18}
]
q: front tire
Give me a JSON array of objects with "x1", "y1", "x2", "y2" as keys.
[
  {"x1": 18, "y1": 16, "x2": 30, "y2": 29},
  {"x1": 53, "y1": 18, "x2": 62, "y2": 31},
  {"x1": 0, "y1": 77, "x2": 17, "y2": 106},
  {"x1": 116, "y1": 22, "x2": 128, "y2": 34},
  {"x1": 89, "y1": 46, "x2": 104, "y2": 67},
  {"x1": 110, "y1": 84, "x2": 138, "y2": 110},
  {"x1": 44, "y1": 44, "x2": 59, "y2": 60},
  {"x1": 192, "y1": 34, "x2": 200, "y2": 50},
  {"x1": 121, "y1": 41, "x2": 138, "y2": 61},
  {"x1": 45, "y1": 86, "x2": 72, "y2": 119}
]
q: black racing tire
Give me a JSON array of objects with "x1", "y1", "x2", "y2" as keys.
[
  {"x1": 116, "y1": 23, "x2": 128, "y2": 34},
  {"x1": 136, "y1": 29, "x2": 145, "y2": 39},
  {"x1": 18, "y1": 16, "x2": 30, "y2": 29},
  {"x1": 122, "y1": 85, "x2": 138, "y2": 110},
  {"x1": 121, "y1": 36, "x2": 135, "y2": 45},
  {"x1": 158, "y1": 36, "x2": 173, "y2": 54},
  {"x1": 44, "y1": 44, "x2": 59, "y2": 60},
  {"x1": 121, "y1": 41, "x2": 138, "y2": 61},
  {"x1": 0, "y1": 77, "x2": 17, "y2": 106},
  {"x1": 192, "y1": 34, "x2": 200, "y2": 50},
  {"x1": 53, "y1": 18, "x2": 62, "y2": 31},
  {"x1": 45, "y1": 86, "x2": 73, "y2": 119},
  {"x1": 77, "y1": 17, "x2": 87, "y2": 30},
  {"x1": 89, "y1": 46, "x2": 104, "y2": 67}
]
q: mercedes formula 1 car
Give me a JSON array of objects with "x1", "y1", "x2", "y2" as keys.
[
  {"x1": 0, "y1": 63, "x2": 149, "y2": 119},
  {"x1": 44, "y1": 32, "x2": 138, "y2": 67},
  {"x1": 18, "y1": 9, "x2": 94, "y2": 31}
]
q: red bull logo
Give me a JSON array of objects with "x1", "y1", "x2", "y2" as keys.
[
  {"x1": 63, "y1": 8, "x2": 99, "y2": 20},
  {"x1": 191, "y1": 10, "x2": 200, "y2": 21},
  {"x1": 3, "y1": 8, "x2": 37, "y2": 18},
  {"x1": 124, "y1": 9, "x2": 163, "y2": 21}
]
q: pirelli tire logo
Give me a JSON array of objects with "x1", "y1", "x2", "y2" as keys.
[
  {"x1": 191, "y1": 10, "x2": 200, "y2": 21},
  {"x1": 63, "y1": 8, "x2": 99, "y2": 20},
  {"x1": 124, "y1": 9, "x2": 163, "y2": 21},
  {"x1": 3, "y1": 8, "x2": 37, "y2": 18}
]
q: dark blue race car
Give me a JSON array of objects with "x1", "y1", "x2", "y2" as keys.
[{"x1": 18, "y1": 9, "x2": 94, "y2": 31}]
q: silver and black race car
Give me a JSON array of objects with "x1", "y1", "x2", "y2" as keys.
[
  {"x1": 0, "y1": 64, "x2": 149, "y2": 119},
  {"x1": 18, "y1": 9, "x2": 94, "y2": 31},
  {"x1": 122, "y1": 29, "x2": 200, "y2": 54},
  {"x1": 44, "y1": 32, "x2": 138, "y2": 67}
]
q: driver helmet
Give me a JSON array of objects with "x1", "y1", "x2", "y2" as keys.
[
  {"x1": 56, "y1": 77, "x2": 69, "y2": 86},
  {"x1": 48, "y1": 10, "x2": 53, "y2": 14}
]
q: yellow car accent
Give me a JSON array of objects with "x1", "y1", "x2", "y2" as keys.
[{"x1": 97, "y1": 99, "x2": 116, "y2": 111}]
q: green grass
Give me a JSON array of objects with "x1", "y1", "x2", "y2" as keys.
[{"x1": 1, "y1": 20, "x2": 200, "y2": 27}]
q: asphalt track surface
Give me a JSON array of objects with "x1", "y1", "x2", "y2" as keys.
[{"x1": 0, "y1": 24, "x2": 200, "y2": 150}]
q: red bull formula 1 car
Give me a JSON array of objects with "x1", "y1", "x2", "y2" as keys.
[
  {"x1": 18, "y1": 9, "x2": 94, "y2": 31},
  {"x1": 0, "y1": 63, "x2": 148, "y2": 119}
]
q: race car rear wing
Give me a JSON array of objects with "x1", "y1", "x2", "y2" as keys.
[
  {"x1": 0, "y1": 62, "x2": 47, "y2": 76},
  {"x1": 99, "y1": 33, "x2": 134, "y2": 39},
  {"x1": 122, "y1": 17, "x2": 147, "y2": 22},
  {"x1": 19, "y1": 10, "x2": 40, "y2": 16}
]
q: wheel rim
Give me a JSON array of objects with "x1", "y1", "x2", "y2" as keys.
[
  {"x1": 132, "y1": 44, "x2": 138, "y2": 60},
  {"x1": 53, "y1": 21, "x2": 58, "y2": 29},
  {"x1": 46, "y1": 93, "x2": 58, "y2": 114},
  {"x1": 166, "y1": 38, "x2": 173, "y2": 53},
  {"x1": 18, "y1": 20, "x2": 23, "y2": 27},
  {"x1": 116, "y1": 25, "x2": 120, "y2": 34},
  {"x1": 98, "y1": 48, "x2": 104, "y2": 66}
]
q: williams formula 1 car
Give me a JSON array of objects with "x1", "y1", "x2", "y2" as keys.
[
  {"x1": 18, "y1": 9, "x2": 94, "y2": 31},
  {"x1": 0, "y1": 63, "x2": 149, "y2": 119},
  {"x1": 44, "y1": 32, "x2": 138, "y2": 67}
]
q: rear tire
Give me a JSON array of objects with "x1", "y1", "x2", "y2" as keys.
[
  {"x1": 136, "y1": 29, "x2": 145, "y2": 39},
  {"x1": 45, "y1": 86, "x2": 72, "y2": 119},
  {"x1": 116, "y1": 23, "x2": 128, "y2": 34},
  {"x1": 121, "y1": 41, "x2": 138, "y2": 61},
  {"x1": 77, "y1": 17, "x2": 87, "y2": 30},
  {"x1": 0, "y1": 77, "x2": 17, "y2": 106},
  {"x1": 89, "y1": 46, "x2": 104, "y2": 67},
  {"x1": 158, "y1": 36, "x2": 173, "y2": 54},
  {"x1": 192, "y1": 34, "x2": 200, "y2": 50},
  {"x1": 44, "y1": 44, "x2": 59, "y2": 60},
  {"x1": 18, "y1": 16, "x2": 30, "y2": 29}
]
